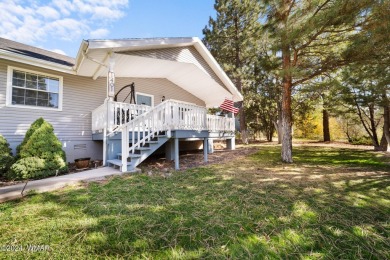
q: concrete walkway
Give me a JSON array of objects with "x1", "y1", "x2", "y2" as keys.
[{"x1": 0, "y1": 167, "x2": 127, "y2": 203}]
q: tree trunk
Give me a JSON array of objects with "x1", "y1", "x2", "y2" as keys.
[
  {"x1": 281, "y1": 44, "x2": 293, "y2": 163},
  {"x1": 378, "y1": 133, "x2": 388, "y2": 151},
  {"x1": 382, "y1": 92, "x2": 390, "y2": 151},
  {"x1": 266, "y1": 127, "x2": 274, "y2": 142},
  {"x1": 277, "y1": 100, "x2": 283, "y2": 144},
  {"x1": 368, "y1": 104, "x2": 381, "y2": 150},
  {"x1": 345, "y1": 122, "x2": 352, "y2": 143},
  {"x1": 323, "y1": 109, "x2": 331, "y2": 142},
  {"x1": 233, "y1": 14, "x2": 248, "y2": 145},
  {"x1": 238, "y1": 104, "x2": 248, "y2": 144},
  {"x1": 354, "y1": 99, "x2": 381, "y2": 149}
]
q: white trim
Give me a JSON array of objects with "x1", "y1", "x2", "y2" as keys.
[
  {"x1": 0, "y1": 49, "x2": 75, "y2": 75},
  {"x1": 135, "y1": 92, "x2": 154, "y2": 107},
  {"x1": 86, "y1": 38, "x2": 196, "y2": 50},
  {"x1": 192, "y1": 38, "x2": 243, "y2": 102},
  {"x1": 6, "y1": 66, "x2": 63, "y2": 111}
]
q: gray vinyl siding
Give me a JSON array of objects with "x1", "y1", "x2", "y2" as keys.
[
  {"x1": 0, "y1": 59, "x2": 205, "y2": 161},
  {"x1": 114, "y1": 78, "x2": 205, "y2": 106}
]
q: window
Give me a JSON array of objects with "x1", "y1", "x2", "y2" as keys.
[
  {"x1": 7, "y1": 67, "x2": 62, "y2": 110},
  {"x1": 136, "y1": 93, "x2": 154, "y2": 106}
]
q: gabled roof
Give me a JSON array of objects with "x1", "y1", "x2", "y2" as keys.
[
  {"x1": 0, "y1": 37, "x2": 243, "y2": 106},
  {"x1": 75, "y1": 37, "x2": 243, "y2": 106},
  {"x1": 0, "y1": 37, "x2": 75, "y2": 67}
]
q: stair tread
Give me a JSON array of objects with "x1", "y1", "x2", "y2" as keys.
[
  {"x1": 135, "y1": 147, "x2": 151, "y2": 150},
  {"x1": 117, "y1": 153, "x2": 141, "y2": 158},
  {"x1": 107, "y1": 159, "x2": 132, "y2": 166}
]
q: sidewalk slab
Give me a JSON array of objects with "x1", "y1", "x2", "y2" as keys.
[{"x1": 0, "y1": 167, "x2": 128, "y2": 203}]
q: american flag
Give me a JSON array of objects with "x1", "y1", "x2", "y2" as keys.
[{"x1": 219, "y1": 98, "x2": 239, "y2": 114}]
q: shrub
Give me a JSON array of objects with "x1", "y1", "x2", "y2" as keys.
[
  {"x1": 0, "y1": 134, "x2": 14, "y2": 177},
  {"x1": 8, "y1": 118, "x2": 67, "y2": 180},
  {"x1": 8, "y1": 157, "x2": 52, "y2": 180},
  {"x1": 350, "y1": 136, "x2": 372, "y2": 146},
  {"x1": 16, "y1": 117, "x2": 44, "y2": 158}
]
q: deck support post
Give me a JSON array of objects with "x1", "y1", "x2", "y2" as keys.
[
  {"x1": 165, "y1": 139, "x2": 175, "y2": 160},
  {"x1": 203, "y1": 138, "x2": 208, "y2": 163},
  {"x1": 174, "y1": 138, "x2": 179, "y2": 170},
  {"x1": 207, "y1": 138, "x2": 214, "y2": 154},
  {"x1": 103, "y1": 128, "x2": 107, "y2": 166},
  {"x1": 226, "y1": 137, "x2": 235, "y2": 150},
  {"x1": 121, "y1": 126, "x2": 129, "y2": 172}
]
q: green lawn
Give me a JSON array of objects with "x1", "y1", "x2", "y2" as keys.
[{"x1": 0, "y1": 144, "x2": 389, "y2": 259}]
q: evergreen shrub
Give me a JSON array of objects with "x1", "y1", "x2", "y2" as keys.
[
  {"x1": 0, "y1": 134, "x2": 14, "y2": 177},
  {"x1": 8, "y1": 118, "x2": 67, "y2": 180}
]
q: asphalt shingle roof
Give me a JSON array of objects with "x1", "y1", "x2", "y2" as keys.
[{"x1": 0, "y1": 37, "x2": 75, "y2": 67}]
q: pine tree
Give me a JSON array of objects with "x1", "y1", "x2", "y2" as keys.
[
  {"x1": 203, "y1": 0, "x2": 261, "y2": 144},
  {"x1": 261, "y1": 0, "x2": 375, "y2": 162}
]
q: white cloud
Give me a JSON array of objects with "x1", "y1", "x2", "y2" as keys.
[
  {"x1": 37, "y1": 6, "x2": 61, "y2": 20},
  {"x1": 44, "y1": 18, "x2": 90, "y2": 41},
  {"x1": 0, "y1": 0, "x2": 129, "y2": 45},
  {"x1": 91, "y1": 6, "x2": 125, "y2": 20},
  {"x1": 53, "y1": 0, "x2": 128, "y2": 20},
  {"x1": 90, "y1": 28, "x2": 109, "y2": 39},
  {"x1": 52, "y1": 0, "x2": 75, "y2": 16},
  {"x1": 51, "y1": 49, "x2": 67, "y2": 55}
]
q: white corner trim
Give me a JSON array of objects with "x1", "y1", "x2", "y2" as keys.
[{"x1": 6, "y1": 66, "x2": 64, "y2": 111}]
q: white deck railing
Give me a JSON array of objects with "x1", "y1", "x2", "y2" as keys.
[
  {"x1": 207, "y1": 114, "x2": 235, "y2": 132},
  {"x1": 92, "y1": 99, "x2": 235, "y2": 133},
  {"x1": 92, "y1": 100, "x2": 151, "y2": 132}
]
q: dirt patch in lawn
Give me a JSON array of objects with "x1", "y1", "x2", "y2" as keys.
[
  {"x1": 139, "y1": 144, "x2": 259, "y2": 173},
  {"x1": 139, "y1": 141, "x2": 389, "y2": 183}
]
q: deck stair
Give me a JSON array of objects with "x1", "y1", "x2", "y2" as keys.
[
  {"x1": 97, "y1": 100, "x2": 235, "y2": 172},
  {"x1": 107, "y1": 133, "x2": 169, "y2": 171}
]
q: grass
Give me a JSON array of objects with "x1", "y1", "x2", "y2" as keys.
[{"x1": 0, "y1": 144, "x2": 389, "y2": 259}]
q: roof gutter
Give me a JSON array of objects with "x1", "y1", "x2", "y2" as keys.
[{"x1": 0, "y1": 49, "x2": 75, "y2": 75}]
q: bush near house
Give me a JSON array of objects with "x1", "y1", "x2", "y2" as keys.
[
  {"x1": 7, "y1": 118, "x2": 67, "y2": 180},
  {"x1": 0, "y1": 134, "x2": 14, "y2": 177}
]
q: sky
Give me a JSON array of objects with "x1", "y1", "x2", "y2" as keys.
[{"x1": 0, "y1": 0, "x2": 216, "y2": 58}]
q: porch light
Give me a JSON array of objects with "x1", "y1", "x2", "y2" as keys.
[{"x1": 161, "y1": 96, "x2": 166, "y2": 102}]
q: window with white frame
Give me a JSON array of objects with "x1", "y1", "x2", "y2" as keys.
[
  {"x1": 136, "y1": 93, "x2": 154, "y2": 106},
  {"x1": 8, "y1": 67, "x2": 62, "y2": 110}
]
